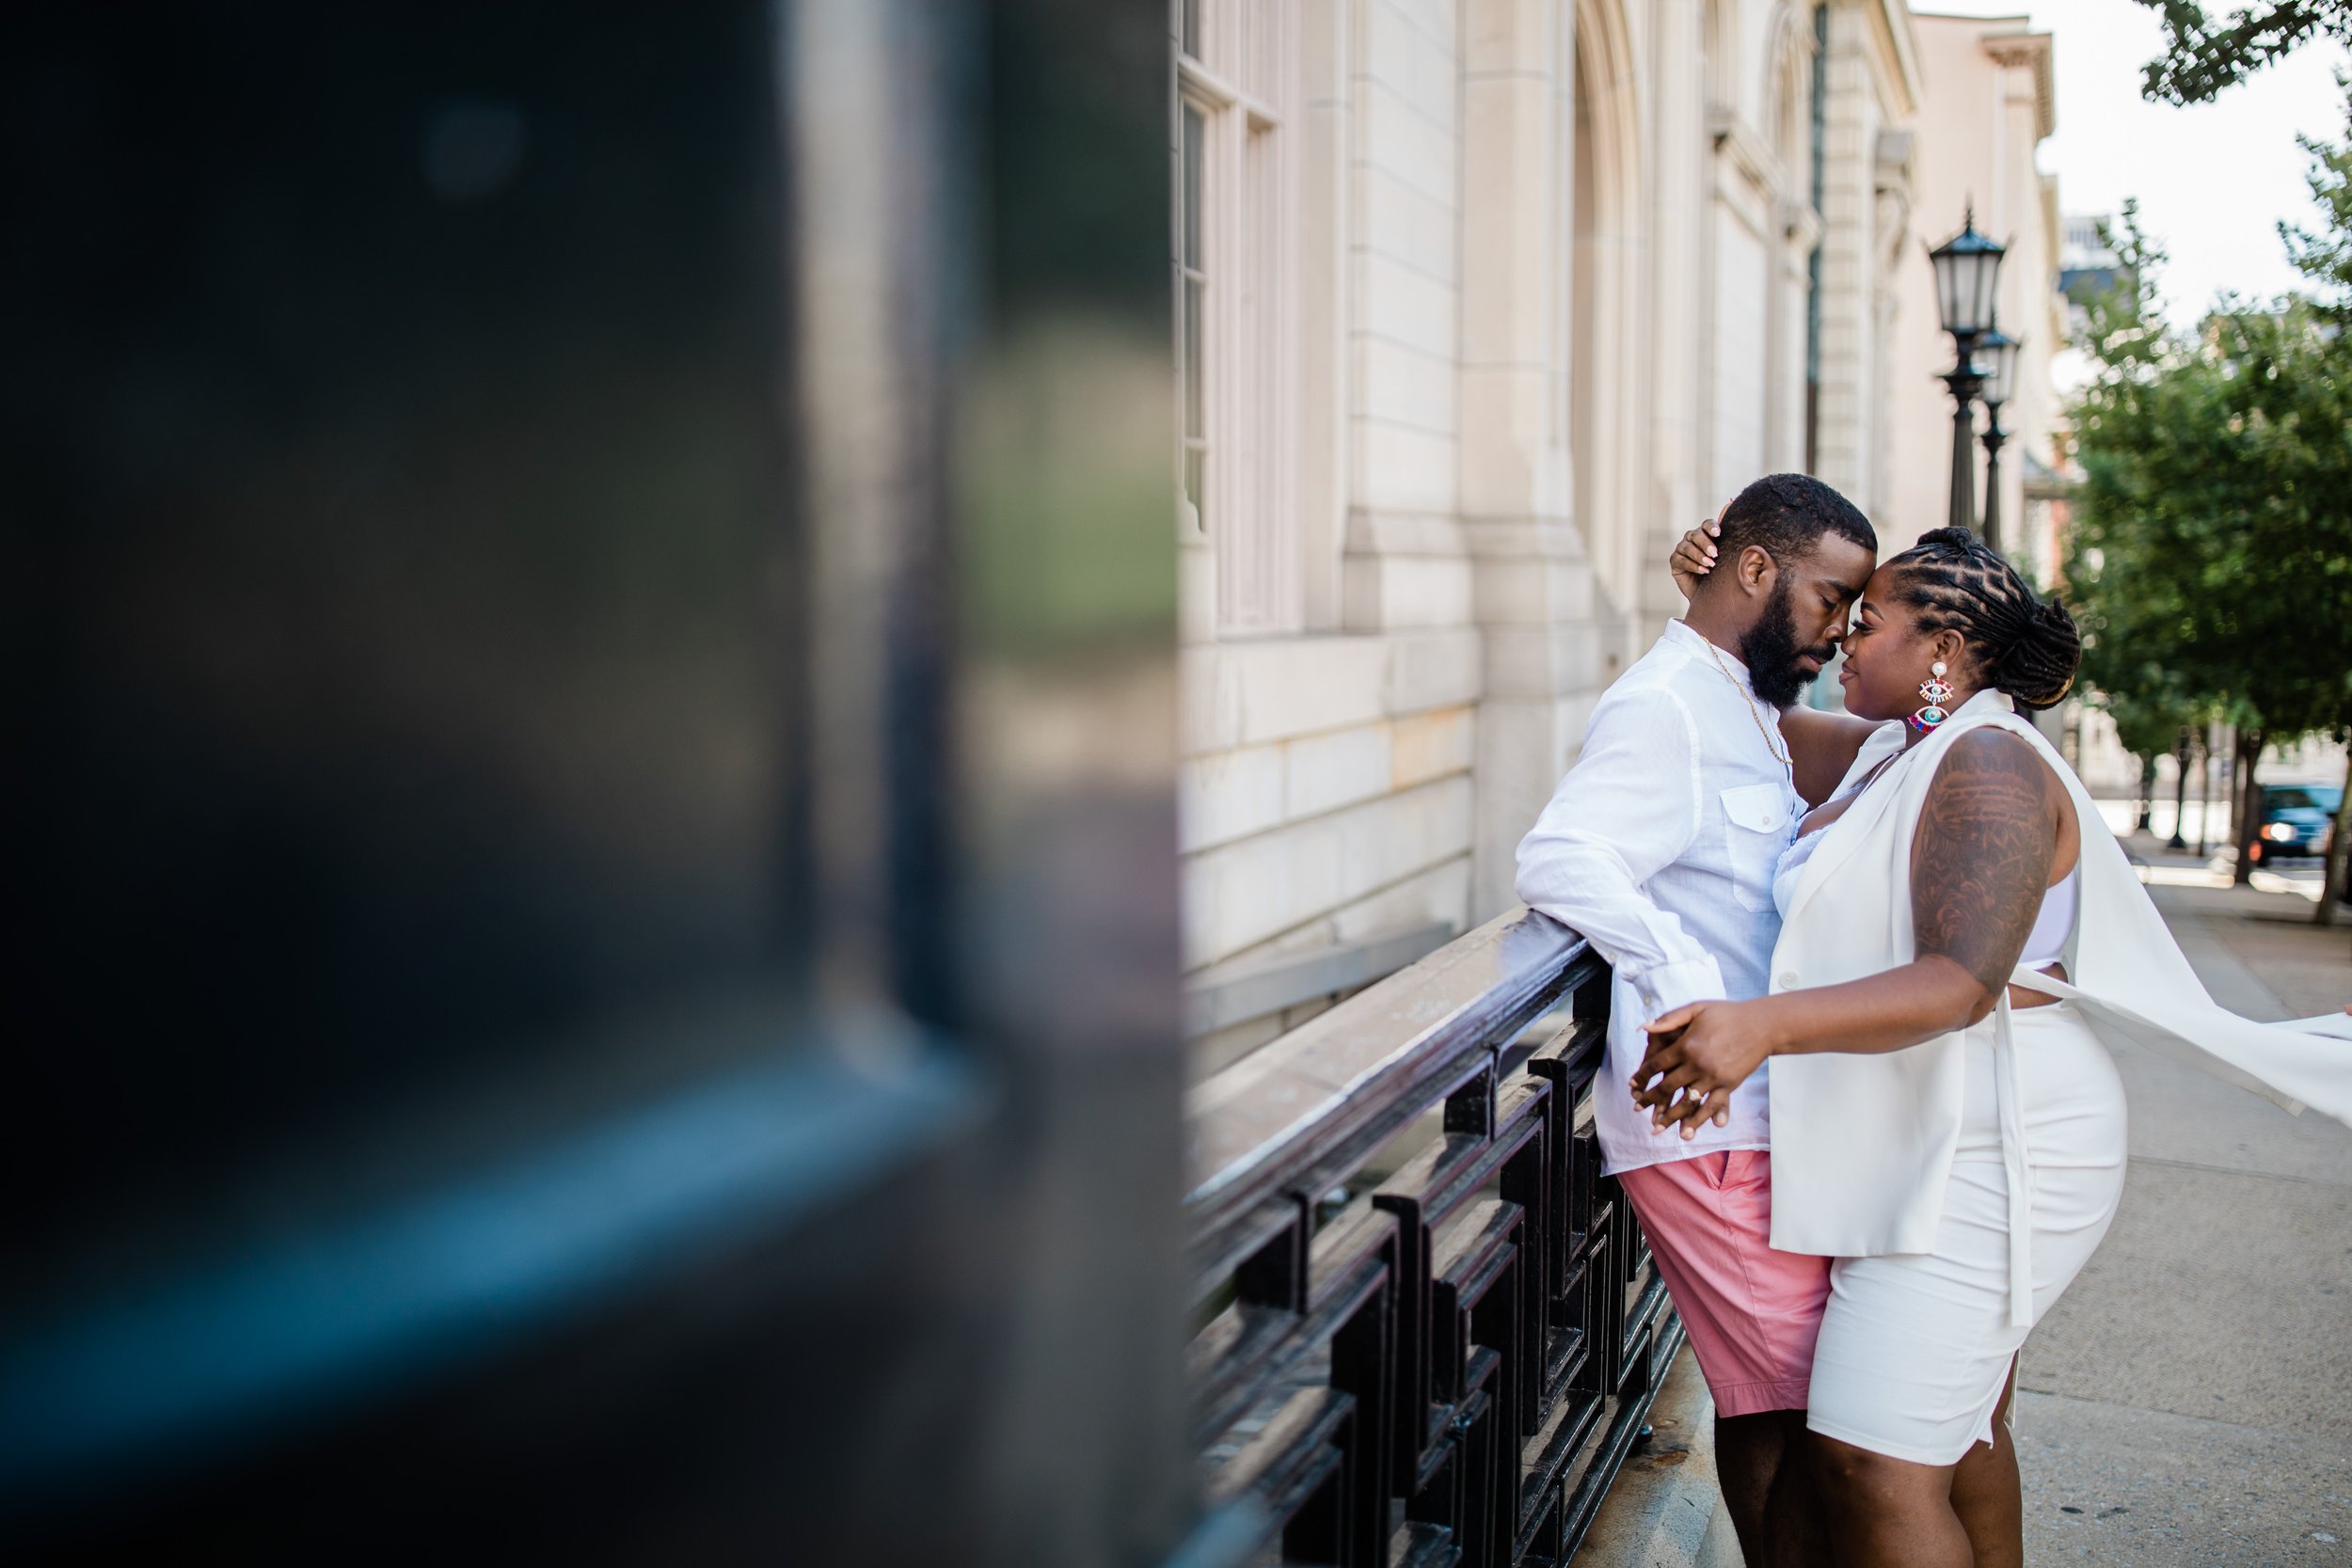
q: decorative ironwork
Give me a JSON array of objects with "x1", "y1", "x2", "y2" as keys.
[{"x1": 1184, "y1": 911, "x2": 1681, "y2": 1567}]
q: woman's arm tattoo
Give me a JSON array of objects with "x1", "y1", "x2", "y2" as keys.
[{"x1": 1911, "y1": 731, "x2": 2058, "y2": 993}]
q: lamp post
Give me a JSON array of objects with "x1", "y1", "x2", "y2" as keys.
[
  {"x1": 2169, "y1": 726, "x2": 2194, "y2": 851},
  {"x1": 1928, "y1": 208, "x2": 2007, "y2": 535},
  {"x1": 1976, "y1": 327, "x2": 2021, "y2": 554}
]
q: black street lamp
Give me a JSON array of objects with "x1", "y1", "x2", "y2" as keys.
[
  {"x1": 1976, "y1": 327, "x2": 2021, "y2": 554},
  {"x1": 1928, "y1": 208, "x2": 2007, "y2": 535}
]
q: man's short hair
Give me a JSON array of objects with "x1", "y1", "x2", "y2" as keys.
[{"x1": 1712, "y1": 473, "x2": 1877, "y2": 571}]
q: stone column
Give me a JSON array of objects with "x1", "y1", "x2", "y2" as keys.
[
  {"x1": 1343, "y1": 0, "x2": 1469, "y2": 637},
  {"x1": 1869, "y1": 128, "x2": 1915, "y2": 522},
  {"x1": 1811, "y1": 0, "x2": 1876, "y2": 503},
  {"x1": 1459, "y1": 0, "x2": 1587, "y2": 918},
  {"x1": 1643, "y1": 0, "x2": 1708, "y2": 642}
]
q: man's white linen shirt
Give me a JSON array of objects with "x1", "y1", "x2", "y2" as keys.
[{"x1": 1514, "y1": 619, "x2": 1803, "y2": 1175}]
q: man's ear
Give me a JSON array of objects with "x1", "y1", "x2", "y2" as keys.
[{"x1": 1733, "y1": 544, "x2": 1777, "y2": 597}]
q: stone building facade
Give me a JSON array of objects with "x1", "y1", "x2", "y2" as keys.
[{"x1": 1173, "y1": 0, "x2": 2056, "y2": 1065}]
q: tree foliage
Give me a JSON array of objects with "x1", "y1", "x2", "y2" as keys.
[
  {"x1": 2280, "y1": 85, "x2": 2352, "y2": 307},
  {"x1": 2133, "y1": 0, "x2": 2352, "y2": 104},
  {"x1": 2065, "y1": 207, "x2": 2226, "y2": 758},
  {"x1": 2064, "y1": 182, "x2": 2352, "y2": 895}
]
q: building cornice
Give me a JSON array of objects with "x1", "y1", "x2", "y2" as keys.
[
  {"x1": 1980, "y1": 29, "x2": 2056, "y2": 140},
  {"x1": 1873, "y1": 127, "x2": 1915, "y2": 265},
  {"x1": 1780, "y1": 198, "x2": 1823, "y2": 254},
  {"x1": 1708, "y1": 104, "x2": 1787, "y2": 200},
  {"x1": 1862, "y1": 0, "x2": 1924, "y2": 121}
]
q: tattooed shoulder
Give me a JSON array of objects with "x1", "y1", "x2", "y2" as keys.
[{"x1": 1911, "y1": 728, "x2": 2058, "y2": 994}]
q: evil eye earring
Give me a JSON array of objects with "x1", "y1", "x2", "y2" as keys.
[{"x1": 1911, "y1": 661, "x2": 1954, "y2": 734}]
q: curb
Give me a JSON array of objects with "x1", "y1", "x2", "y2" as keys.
[{"x1": 1574, "y1": 1347, "x2": 1742, "y2": 1566}]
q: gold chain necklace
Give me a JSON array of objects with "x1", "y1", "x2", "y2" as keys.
[{"x1": 1702, "y1": 638, "x2": 1794, "y2": 780}]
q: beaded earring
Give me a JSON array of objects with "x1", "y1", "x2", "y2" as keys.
[{"x1": 1911, "y1": 661, "x2": 1954, "y2": 734}]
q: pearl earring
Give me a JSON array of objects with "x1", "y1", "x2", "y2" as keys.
[{"x1": 1912, "y1": 660, "x2": 1954, "y2": 733}]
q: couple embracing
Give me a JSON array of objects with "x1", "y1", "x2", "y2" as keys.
[{"x1": 1515, "y1": 474, "x2": 2352, "y2": 1567}]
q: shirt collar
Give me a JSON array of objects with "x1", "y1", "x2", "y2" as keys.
[{"x1": 1665, "y1": 618, "x2": 1757, "y2": 692}]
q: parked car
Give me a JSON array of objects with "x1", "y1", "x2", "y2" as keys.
[{"x1": 2248, "y1": 784, "x2": 2342, "y2": 864}]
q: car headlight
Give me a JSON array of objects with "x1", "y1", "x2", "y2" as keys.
[{"x1": 2265, "y1": 823, "x2": 2297, "y2": 842}]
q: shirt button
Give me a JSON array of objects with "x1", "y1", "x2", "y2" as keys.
[{"x1": 1777, "y1": 971, "x2": 1800, "y2": 989}]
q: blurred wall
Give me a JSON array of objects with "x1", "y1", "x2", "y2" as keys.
[{"x1": 1, "y1": 4, "x2": 1188, "y2": 1563}]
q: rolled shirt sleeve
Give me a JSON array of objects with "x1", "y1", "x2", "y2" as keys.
[{"x1": 1514, "y1": 686, "x2": 1729, "y2": 1022}]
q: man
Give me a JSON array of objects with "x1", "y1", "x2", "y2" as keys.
[{"x1": 1514, "y1": 473, "x2": 1878, "y2": 1566}]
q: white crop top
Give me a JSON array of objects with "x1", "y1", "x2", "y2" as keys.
[
  {"x1": 2018, "y1": 864, "x2": 2079, "y2": 970},
  {"x1": 1772, "y1": 828, "x2": 2079, "y2": 970}
]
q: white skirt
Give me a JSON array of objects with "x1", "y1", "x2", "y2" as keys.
[{"x1": 1805, "y1": 1002, "x2": 2128, "y2": 1465}]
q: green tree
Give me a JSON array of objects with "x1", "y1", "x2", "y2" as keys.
[
  {"x1": 2201, "y1": 301, "x2": 2352, "y2": 914},
  {"x1": 2067, "y1": 209, "x2": 2225, "y2": 842},
  {"x1": 2065, "y1": 200, "x2": 2352, "y2": 913},
  {"x1": 2283, "y1": 89, "x2": 2352, "y2": 915},
  {"x1": 2133, "y1": 0, "x2": 2352, "y2": 104}
]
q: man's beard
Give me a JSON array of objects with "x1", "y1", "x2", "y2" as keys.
[{"x1": 1737, "y1": 579, "x2": 1834, "y2": 708}]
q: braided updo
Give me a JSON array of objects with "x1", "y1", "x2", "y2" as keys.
[{"x1": 1884, "y1": 528, "x2": 2081, "y2": 710}]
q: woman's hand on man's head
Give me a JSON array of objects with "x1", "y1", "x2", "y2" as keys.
[{"x1": 1669, "y1": 515, "x2": 1722, "y2": 603}]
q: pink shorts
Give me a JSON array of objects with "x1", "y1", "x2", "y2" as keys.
[{"x1": 1616, "y1": 1149, "x2": 1830, "y2": 1418}]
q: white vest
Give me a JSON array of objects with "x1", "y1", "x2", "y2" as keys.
[{"x1": 1767, "y1": 690, "x2": 2352, "y2": 1324}]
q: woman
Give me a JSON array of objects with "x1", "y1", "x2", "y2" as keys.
[{"x1": 1648, "y1": 524, "x2": 2352, "y2": 1568}]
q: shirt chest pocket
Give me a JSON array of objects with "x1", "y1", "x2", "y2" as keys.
[{"x1": 1720, "y1": 781, "x2": 1794, "y2": 911}]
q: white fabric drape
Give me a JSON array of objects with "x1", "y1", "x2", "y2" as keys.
[{"x1": 1765, "y1": 689, "x2": 2352, "y2": 1325}]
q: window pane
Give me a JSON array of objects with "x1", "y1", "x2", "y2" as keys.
[
  {"x1": 1179, "y1": 99, "x2": 1204, "y2": 534},
  {"x1": 1184, "y1": 276, "x2": 1204, "y2": 439},
  {"x1": 1182, "y1": 0, "x2": 1201, "y2": 58},
  {"x1": 1181, "y1": 103, "x2": 1203, "y2": 269}
]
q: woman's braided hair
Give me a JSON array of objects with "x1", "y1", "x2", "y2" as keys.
[{"x1": 1883, "y1": 527, "x2": 2081, "y2": 710}]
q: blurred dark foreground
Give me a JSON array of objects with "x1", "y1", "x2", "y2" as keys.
[{"x1": 2, "y1": 4, "x2": 1186, "y2": 1562}]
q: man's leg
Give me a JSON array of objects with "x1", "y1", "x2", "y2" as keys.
[
  {"x1": 1713, "y1": 1409, "x2": 1787, "y2": 1560},
  {"x1": 1760, "y1": 1408, "x2": 1832, "y2": 1568},
  {"x1": 1717, "y1": 1408, "x2": 1826, "y2": 1568},
  {"x1": 1617, "y1": 1153, "x2": 1832, "y2": 1567}
]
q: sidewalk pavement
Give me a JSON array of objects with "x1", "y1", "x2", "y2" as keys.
[{"x1": 2017, "y1": 834, "x2": 2352, "y2": 1565}]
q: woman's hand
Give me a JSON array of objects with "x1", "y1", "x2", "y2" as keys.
[
  {"x1": 1668, "y1": 515, "x2": 1722, "y2": 602},
  {"x1": 1631, "y1": 998, "x2": 1780, "y2": 1137}
]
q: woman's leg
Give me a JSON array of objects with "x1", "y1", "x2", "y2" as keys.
[
  {"x1": 1811, "y1": 1433, "x2": 1972, "y2": 1568},
  {"x1": 1947, "y1": 1359, "x2": 2023, "y2": 1568}
]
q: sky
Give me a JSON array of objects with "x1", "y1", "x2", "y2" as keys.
[{"x1": 1922, "y1": 0, "x2": 2352, "y2": 325}]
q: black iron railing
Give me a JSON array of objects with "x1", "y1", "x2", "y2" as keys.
[{"x1": 1184, "y1": 910, "x2": 1681, "y2": 1568}]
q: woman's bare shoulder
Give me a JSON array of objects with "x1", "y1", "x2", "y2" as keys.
[
  {"x1": 1912, "y1": 725, "x2": 2067, "y2": 990},
  {"x1": 1931, "y1": 722, "x2": 2081, "y2": 868},
  {"x1": 1922, "y1": 725, "x2": 2058, "y2": 814},
  {"x1": 1780, "y1": 705, "x2": 1884, "y2": 746}
]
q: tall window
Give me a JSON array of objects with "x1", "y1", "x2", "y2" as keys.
[
  {"x1": 1175, "y1": 0, "x2": 1298, "y2": 636},
  {"x1": 1180, "y1": 93, "x2": 1208, "y2": 535}
]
